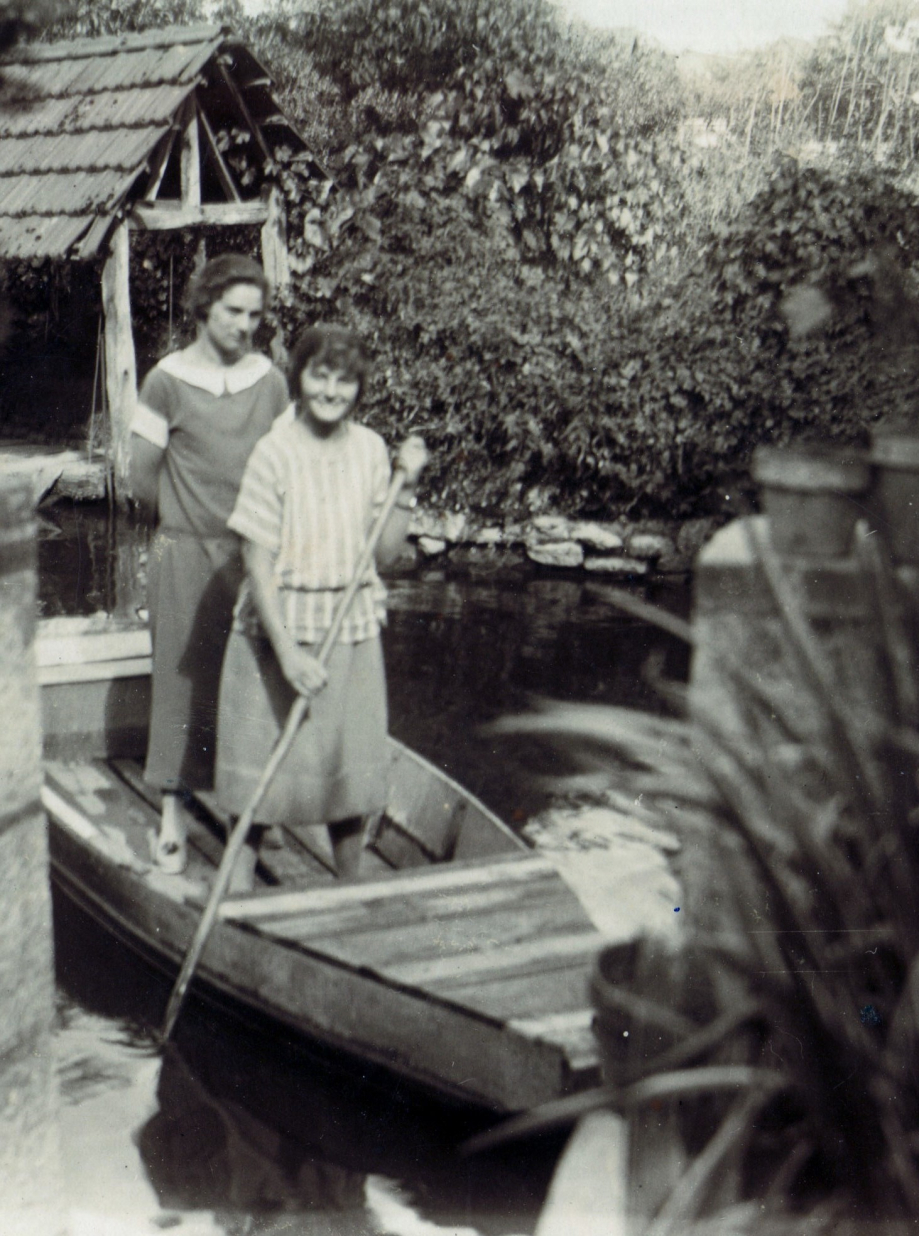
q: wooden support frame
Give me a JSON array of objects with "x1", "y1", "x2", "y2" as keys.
[
  {"x1": 142, "y1": 125, "x2": 179, "y2": 201},
  {"x1": 217, "y1": 59, "x2": 272, "y2": 162},
  {"x1": 101, "y1": 221, "x2": 137, "y2": 504},
  {"x1": 131, "y1": 201, "x2": 269, "y2": 230},
  {"x1": 179, "y1": 95, "x2": 201, "y2": 208},
  {"x1": 197, "y1": 105, "x2": 242, "y2": 203},
  {"x1": 260, "y1": 184, "x2": 290, "y2": 293}
]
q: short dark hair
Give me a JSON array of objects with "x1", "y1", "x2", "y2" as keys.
[
  {"x1": 287, "y1": 324, "x2": 370, "y2": 403},
  {"x1": 186, "y1": 255, "x2": 269, "y2": 322}
]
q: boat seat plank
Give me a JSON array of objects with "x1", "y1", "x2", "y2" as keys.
[
  {"x1": 262, "y1": 863, "x2": 564, "y2": 942},
  {"x1": 432, "y1": 960, "x2": 599, "y2": 1022},
  {"x1": 383, "y1": 929, "x2": 605, "y2": 987},
  {"x1": 297, "y1": 883, "x2": 594, "y2": 972},
  {"x1": 219, "y1": 852, "x2": 553, "y2": 920}
]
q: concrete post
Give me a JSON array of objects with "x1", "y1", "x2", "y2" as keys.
[
  {"x1": 0, "y1": 477, "x2": 64, "y2": 1233},
  {"x1": 686, "y1": 514, "x2": 892, "y2": 920}
]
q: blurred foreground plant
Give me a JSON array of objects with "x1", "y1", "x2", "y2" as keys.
[{"x1": 480, "y1": 523, "x2": 919, "y2": 1229}]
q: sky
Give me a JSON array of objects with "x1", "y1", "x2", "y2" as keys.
[{"x1": 557, "y1": 0, "x2": 852, "y2": 54}]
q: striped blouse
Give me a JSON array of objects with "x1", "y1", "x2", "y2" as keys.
[{"x1": 228, "y1": 413, "x2": 391, "y2": 645}]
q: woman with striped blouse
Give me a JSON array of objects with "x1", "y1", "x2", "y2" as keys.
[{"x1": 214, "y1": 324, "x2": 427, "y2": 889}]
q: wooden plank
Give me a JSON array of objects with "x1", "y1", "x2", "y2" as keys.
[
  {"x1": 142, "y1": 126, "x2": 178, "y2": 201},
  {"x1": 266, "y1": 864, "x2": 563, "y2": 943},
  {"x1": 366, "y1": 813, "x2": 438, "y2": 869},
  {"x1": 314, "y1": 891, "x2": 595, "y2": 973},
  {"x1": 101, "y1": 220, "x2": 138, "y2": 502},
  {"x1": 38, "y1": 657, "x2": 151, "y2": 687},
  {"x1": 112, "y1": 760, "x2": 331, "y2": 887},
  {"x1": 44, "y1": 759, "x2": 223, "y2": 880},
  {"x1": 217, "y1": 59, "x2": 272, "y2": 161},
  {"x1": 192, "y1": 787, "x2": 336, "y2": 884},
  {"x1": 385, "y1": 930, "x2": 605, "y2": 987},
  {"x1": 437, "y1": 961, "x2": 595, "y2": 1022},
  {"x1": 198, "y1": 104, "x2": 242, "y2": 202},
  {"x1": 260, "y1": 184, "x2": 290, "y2": 292},
  {"x1": 36, "y1": 626, "x2": 151, "y2": 669},
  {"x1": 219, "y1": 853, "x2": 553, "y2": 921},
  {"x1": 131, "y1": 201, "x2": 269, "y2": 230},
  {"x1": 180, "y1": 96, "x2": 201, "y2": 208}
]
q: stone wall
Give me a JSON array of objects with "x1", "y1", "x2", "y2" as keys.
[
  {"x1": 0, "y1": 478, "x2": 64, "y2": 1235},
  {"x1": 404, "y1": 509, "x2": 722, "y2": 577}
]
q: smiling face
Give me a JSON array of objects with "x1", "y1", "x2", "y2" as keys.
[
  {"x1": 200, "y1": 282, "x2": 265, "y2": 364},
  {"x1": 298, "y1": 360, "x2": 360, "y2": 430}
]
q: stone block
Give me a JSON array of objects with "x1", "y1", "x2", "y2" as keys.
[
  {"x1": 627, "y1": 533, "x2": 673, "y2": 560},
  {"x1": 417, "y1": 535, "x2": 447, "y2": 556},
  {"x1": 411, "y1": 510, "x2": 467, "y2": 543},
  {"x1": 471, "y1": 525, "x2": 504, "y2": 546},
  {"x1": 583, "y1": 555, "x2": 649, "y2": 576},
  {"x1": 529, "y1": 514, "x2": 573, "y2": 542},
  {"x1": 526, "y1": 540, "x2": 585, "y2": 568},
  {"x1": 0, "y1": 1039, "x2": 62, "y2": 1219},
  {"x1": 569, "y1": 521, "x2": 624, "y2": 552},
  {"x1": 0, "y1": 818, "x2": 55, "y2": 1057}
]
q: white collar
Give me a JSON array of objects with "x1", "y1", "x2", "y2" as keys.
[{"x1": 159, "y1": 350, "x2": 273, "y2": 396}]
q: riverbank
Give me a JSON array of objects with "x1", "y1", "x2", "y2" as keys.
[
  {"x1": 1, "y1": 443, "x2": 722, "y2": 579},
  {"x1": 405, "y1": 509, "x2": 721, "y2": 578}
]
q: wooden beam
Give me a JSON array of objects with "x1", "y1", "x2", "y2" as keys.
[
  {"x1": 217, "y1": 59, "x2": 272, "y2": 162},
  {"x1": 219, "y1": 854, "x2": 555, "y2": 921},
  {"x1": 260, "y1": 184, "x2": 290, "y2": 292},
  {"x1": 197, "y1": 105, "x2": 242, "y2": 203},
  {"x1": 131, "y1": 201, "x2": 269, "y2": 230},
  {"x1": 101, "y1": 221, "x2": 137, "y2": 505},
  {"x1": 142, "y1": 126, "x2": 178, "y2": 202},
  {"x1": 180, "y1": 96, "x2": 201, "y2": 208}
]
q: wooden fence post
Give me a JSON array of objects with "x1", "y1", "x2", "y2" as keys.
[
  {"x1": 102, "y1": 220, "x2": 138, "y2": 506},
  {"x1": 0, "y1": 477, "x2": 64, "y2": 1232}
]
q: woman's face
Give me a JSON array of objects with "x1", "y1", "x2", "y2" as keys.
[
  {"x1": 201, "y1": 282, "x2": 264, "y2": 363},
  {"x1": 299, "y1": 359, "x2": 360, "y2": 427}
]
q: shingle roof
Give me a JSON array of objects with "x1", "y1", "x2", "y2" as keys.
[{"x1": 0, "y1": 26, "x2": 228, "y2": 259}]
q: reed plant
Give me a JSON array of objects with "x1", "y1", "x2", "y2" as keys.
[{"x1": 490, "y1": 523, "x2": 919, "y2": 1229}]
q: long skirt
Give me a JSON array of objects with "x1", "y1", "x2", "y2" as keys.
[
  {"x1": 215, "y1": 630, "x2": 389, "y2": 827},
  {"x1": 144, "y1": 530, "x2": 243, "y2": 792}
]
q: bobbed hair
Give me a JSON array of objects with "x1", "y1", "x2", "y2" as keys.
[
  {"x1": 287, "y1": 324, "x2": 370, "y2": 404},
  {"x1": 186, "y1": 254, "x2": 269, "y2": 322}
]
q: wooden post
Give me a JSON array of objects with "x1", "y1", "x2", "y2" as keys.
[
  {"x1": 101, "y1": 220, "x2": 138, "y2": 504},
  {"x1": 260, "y1": 184, "x2": 290, "y2": 295},
  {"x1": 0, "y1": 478, "x2": 64, "y2": 1233},
  {"x1": 180, "y1": 95, "x2": 201, "y2": 208}
]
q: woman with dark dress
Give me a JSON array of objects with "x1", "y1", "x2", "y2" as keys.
[{"x1": 129, "y1": 254, "x2": 289, "y2": 873}]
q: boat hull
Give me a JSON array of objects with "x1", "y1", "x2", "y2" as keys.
[{"x1": 39, "y1": 616, "x2": 602, "y2": 1112}]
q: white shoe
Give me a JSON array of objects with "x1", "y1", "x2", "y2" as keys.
[{"x1": 155, "y1": 792, "x2": 188, "y2": 875}]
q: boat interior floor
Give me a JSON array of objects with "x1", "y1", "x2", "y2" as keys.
[{"x1": 44, "y1": 757, "x2": 397, "y2": 897}]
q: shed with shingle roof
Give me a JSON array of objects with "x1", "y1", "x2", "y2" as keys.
[{"x1": 0, "y1": 24, "x2": 313, "y2": 495}]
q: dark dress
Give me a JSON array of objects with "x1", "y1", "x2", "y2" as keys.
[{"x1": 132, "y1": 350, "x2": 289, "y2": 790}]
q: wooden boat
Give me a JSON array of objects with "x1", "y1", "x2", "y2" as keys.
[{"x1": 38, "y1": 614, "x2": 603, "y2": 1112}]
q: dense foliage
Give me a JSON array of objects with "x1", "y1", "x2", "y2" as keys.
[{"x1": 12, "y1": 0, "x2": 919, "y2": 516}]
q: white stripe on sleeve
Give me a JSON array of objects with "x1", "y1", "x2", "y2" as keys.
[{"x1": 130, "y1": 402, "x2": 169, "y2": 449}]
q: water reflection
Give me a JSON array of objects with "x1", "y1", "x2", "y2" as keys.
[
  {"x1": 37, "y1": 505, "x2": 690, "y2": 825},
  {"x1": 54, "y1": 892, "x2": 560, "y2": 1235},
  {"x1": 384, "y1": 573, "x2": 689, "y2": 820}
]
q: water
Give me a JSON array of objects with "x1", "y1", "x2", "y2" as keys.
[{"x1": 39, "y1": 502, "x2": 691, "y2": 1233}]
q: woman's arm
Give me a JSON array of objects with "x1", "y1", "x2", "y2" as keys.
[
  {"x1": 375, "y1": 435, "x2": 428, "y2": 569},
  {"x1": 129, "y1": 434, "x2": 165, "y2": 519},
  {"x1": 242, "y1": 539, "x2": 328, "y2": 698}
]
